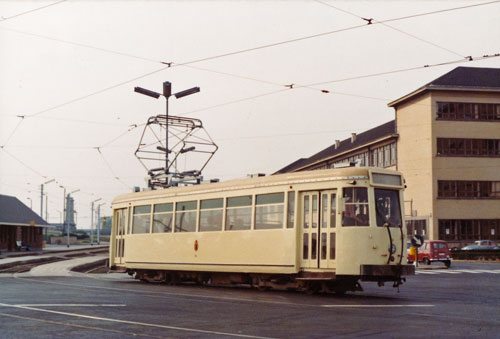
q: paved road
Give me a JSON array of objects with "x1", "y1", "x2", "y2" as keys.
[{"x1": 0, "y1": 261, "x2": 499, "y2": 338}]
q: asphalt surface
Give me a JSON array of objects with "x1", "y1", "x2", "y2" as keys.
[{"x1": 0, "y1": 260, "x2": 499, "y2": 338}]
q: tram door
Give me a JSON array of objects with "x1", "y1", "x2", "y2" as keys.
[
  {"x1": 113, "y1": 208, "x2": 127, "y2": 265},
  {"x1": 300, "y1": 191, "x2": 337, "y2": 269}
]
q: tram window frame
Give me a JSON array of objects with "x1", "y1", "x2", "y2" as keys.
[
  {"x1": 286, "y1": 191, "x2": 295, "y2": 229},
  {"x1": 199, "y1": 198, "x2": 223, "y2": 232},
  {"x1": 152, "y1": 203, "x2": 173, "y2": 233},
  {"x1": 132, "y1": 205, "x2": 152, "y2": 234},
  {"x1": 342, "y1": 188, "x2": 369, "y2": 227},
  {"x1": 225, "y1": 195, "x2": 253, "y2": 231},
  {"x1": 375, "y1": 189, "x2": 402, "y2": 227},
  {"x1": 255, "y1": 192, "x2": 285, "y2": 230},
  {"x1": 175, "y1": 201, "x2": 198, "y2": 233}
]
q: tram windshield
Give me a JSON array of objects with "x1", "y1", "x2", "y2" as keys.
[{"x1": 375, "y1": 189, "x2": 402, "y2": 227}]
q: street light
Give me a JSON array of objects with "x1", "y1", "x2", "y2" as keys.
[
  {"x1": 97, "y1": 202, "x2": 106, "y2": 245},
  {"x1": 91, "y1": 198, "x2": 102, "y2": 246},
  {"x1": 41, "y1": 178, "x2": 55, "y2": 243},
  {"x1": 40, "y1": 178, "x2": 55, "y2": 218},
  {"x1": 66, "y1": 189, "x2": 80, "y2": 247},
  {"x1": 134, "y1": 81, "x2": 200, "y2": 176}
]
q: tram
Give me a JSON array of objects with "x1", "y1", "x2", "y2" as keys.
[{"x1": 109, "y1": 167, "x2": 414, "y2": 293}]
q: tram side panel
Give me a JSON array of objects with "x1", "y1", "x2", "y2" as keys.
[{"x1": 123, "y1": 229, "x2": 297, "y2": 274}]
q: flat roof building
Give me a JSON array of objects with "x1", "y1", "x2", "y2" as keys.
[{"x1": 276, "y1": 67, "x2": 500, "y2": 247}]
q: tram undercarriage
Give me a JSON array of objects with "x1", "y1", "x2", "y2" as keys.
[{"x1": 126, "y1": 268, "x2": 409, "y2": 294}]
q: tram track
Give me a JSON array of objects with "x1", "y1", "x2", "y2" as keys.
[{"x1": 0, "y1": 247, "x2": 108, "y2": 274}]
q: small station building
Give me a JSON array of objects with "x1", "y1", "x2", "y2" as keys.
[
  {"x1": 276, "y1": 66, "x2": 500, "y2": 247},
  {"x1": 0, "y1": 194, "x2": 48, "y2": 252}
]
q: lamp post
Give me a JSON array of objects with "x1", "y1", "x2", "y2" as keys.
[
  {"x1": 66, "y1": 189, "x2": 80, "y2": 247},
  {"x1": 59, "y1": 185, "x2": 66, "y2": 245},
  {"x1": 40, "y1": 179, "x2": 55, "y2": 219},
  {"x1": 91, "y1": 198, "x2": 102, "y2": 246},
  {"x1": 97, "y1": 202, "x2": 106, "y2": 245},
  {"x1": 41, "y1": 179, "x2": 55, "y2": 242},
  {"x1": 134, "y1": 81, "x2": 200, "y2": 180}
]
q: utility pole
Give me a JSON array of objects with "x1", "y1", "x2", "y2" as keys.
[
  {"x1": 91, "y1": 198, "x2": 101, "y2": 246},
  {"x1": 97, "y1": 203, "x2": 105, "y2": 245}
]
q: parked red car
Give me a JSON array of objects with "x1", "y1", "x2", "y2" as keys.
[{"x1": 408, "y1": 240, "x2": 451, "y2": 267}]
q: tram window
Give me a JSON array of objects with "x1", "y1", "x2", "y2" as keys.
[
  {"x1": 321, "y1": 232, "x2": 327, "y2": 260},
  {"x1": 342, "y1": 188, "x2": 369, "y2": 226},
  {"x1": 255, "y1": 193, "x2": 284, "y2": 230},
  {"x1": 153, "y1": 203, "x2": 173, "y2": 233},
  {"x1": 132, "y1": 205, "x2": 151, "y2": 234},
  {"x1": 200, "y1": 198, "x2": 223, "y2": 232},
  {"x1": 226, "y1": 196, "x2": 252, "y2": 231},
  {"x1": 330, "y1": 233, "x2": 336, "y2": 259},
  {"x1": 175, "y1": 201, "x2": 197, "y2": 232},
  {"x1": 311, "y1": 233, "x2": 317, "y2": 259},
  {"x1": 303, "y1": 233, "x2": 308, "y2": 259},
  {"x1": 330, "y1": 194, "x2": 336, "y2": 228},
  {"x1": 303, "y1": 196, "x2": 310, "y2": 229},
  {"x1": 286, "y1": 191, "x2": 295, "y2": 229},
  {"x1": 375, "y1": 189, "x2": 402, "y2": 227},
  {"x1": 321, "y1": 195, "x2": 328, "y2": 228},
  {"x1": 114, "y1": 208, "x2": 127, "y2": 236},
  {"x1": 312, "y1": 195, "x2": 318, "y2": 228}
]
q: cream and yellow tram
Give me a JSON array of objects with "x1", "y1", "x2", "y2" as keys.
[{"x1": 109, "y1": 167, "x2": 414, "y2": 293}]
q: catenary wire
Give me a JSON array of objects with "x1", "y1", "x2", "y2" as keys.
[
  {"x1": 0, "y1": 0, "x2": 68, "y2": 22},
  {"x1": 28, "y1": 65, "x2": 171, "y2": 117},
  {"x1": 3, "y1": 0, "x2": 498, "y2": 122},
  {"x1": 313, "y1": 0, "x2": 466, "y2": 58},
  {"x1": 1, "y1": 116, "x2": 25, "y2": 147},
  {"x1": 95, "y1": 147, "x2": 132, "y2": 190}
]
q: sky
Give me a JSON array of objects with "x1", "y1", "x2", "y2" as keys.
[{"x1": 1, "y1": 0, "x2": 500, "y2": 229}]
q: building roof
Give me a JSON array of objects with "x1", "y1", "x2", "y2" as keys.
[
  {"x1": 0, "y1": 194, "x2": 49, "y2": 227},
  {"x1": 388, "y1": 67, "x2": 500, "y2": 107},
  {"x1": 275, "y1": 120, "x2": 397, "y2": 174}
]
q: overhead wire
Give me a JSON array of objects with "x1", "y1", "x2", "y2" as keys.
[
  {"x1": 313, "y1": 0, "x2": 466, "y2": 58},
  {"x1": 29, "y1": 65, "x2": 171, "y2": 118},
  {"x1": 0, "y1": 0, "x2": 68, "y2": 22},
  {"x1": 0, "y1": 147, "x2": 47, "y2": 178},
  {"x1": 1, "y1": 0, "x2": 499, "y2": 199},
  {"x1": 94, "y1": 147, "x2": 133, "y2": 190},
  {"x1": 2, "y1": 0, "x2": 497, "y2": 121},
  {"x1": 1, "y1": 116, "x2": 25, "y2": 147}
]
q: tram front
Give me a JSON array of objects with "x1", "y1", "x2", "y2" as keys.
[{"x1": 335, "y1": 169, "x2": 414, "y2": 289}]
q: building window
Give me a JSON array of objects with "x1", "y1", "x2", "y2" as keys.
[
  {"x1": 437, "y1": 138, "x2": 500, "y2": 157},
  {"x1": 439, "y1": 219, "x2": 500, "y2": 241},
  {"x1": 437, "y1": 102, "x2": 500, "y2": 122},
  {"x1": 438, "y1": 180, "x2": 500, "y2": 199}
]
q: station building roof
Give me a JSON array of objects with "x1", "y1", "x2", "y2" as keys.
[
  {"x1": 275, "y1": 120, "x2": 397, "y2": 174},
  {"x1": 388, "y1": 66, "x2": 500, "y2": 107},
  {"x1": 0, "y1": 194, "x2": 49, "y2": 227}
]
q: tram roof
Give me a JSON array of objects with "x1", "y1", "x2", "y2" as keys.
[{"x1": 113, "y1": 167, "x2": 399, "y2": 204}]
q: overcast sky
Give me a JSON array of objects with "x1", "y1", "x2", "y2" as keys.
[{"x1": 1, "y1": 0, "x2": 499, "y2": 228}]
